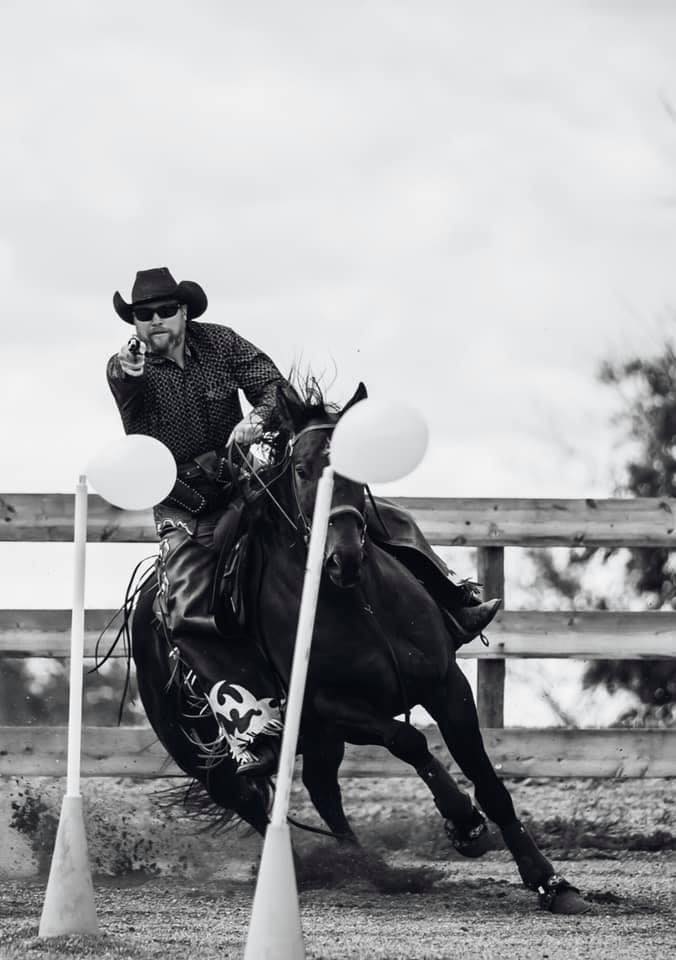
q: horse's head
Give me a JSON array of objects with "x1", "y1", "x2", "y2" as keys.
[{"x1": 276, "y1": 381, "x2": 368, "y2": 588}]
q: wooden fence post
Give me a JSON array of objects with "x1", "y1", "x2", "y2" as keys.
[{"x1": 476, "y1": 546, "x2": 505, "y2": 727}]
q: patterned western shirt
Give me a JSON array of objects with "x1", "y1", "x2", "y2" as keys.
[{"x1": 106, "y1": 320, "x2": 285, "y2": 523}]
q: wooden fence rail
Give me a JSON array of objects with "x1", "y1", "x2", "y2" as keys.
[
  {"x1": 1, "y1": 494, "x2": 675, "y2": 778},
  {"x1": 1, "y1": 727, "x2": 672, "y2": 779},
  {"x1": 3, "y1": 494, "x2": 676, "y2": 546},
  {"x1": 2, "y1": 609, "x2": 676, "y2": 660}
]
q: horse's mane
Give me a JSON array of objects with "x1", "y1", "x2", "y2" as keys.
[{"x1": 256, "y1": 370, "x2": 340, "y2": 468}]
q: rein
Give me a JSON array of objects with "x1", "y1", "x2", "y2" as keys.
[{"x1": 230, "y1": 440, "x2": 298, "y2": 533}]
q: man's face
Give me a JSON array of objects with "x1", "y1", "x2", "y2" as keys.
[{"x1": 133, "y1": 301, "x2": 187, "y2": 354}]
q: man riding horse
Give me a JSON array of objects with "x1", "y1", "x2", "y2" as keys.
[{"x1": 107, "y1": 267, "x2": 501, "y2": 776}]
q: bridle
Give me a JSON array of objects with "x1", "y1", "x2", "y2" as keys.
[
  {"x1": 232, "y1": 422, "x2": 367, "y2": 547},
  {"x1": 288, "y1": 423, "x2": 366, "y2": 545}
]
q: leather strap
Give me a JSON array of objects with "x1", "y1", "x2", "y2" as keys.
[{"x1": 164, "y1": 478, "x2": 208, "y2": 515}]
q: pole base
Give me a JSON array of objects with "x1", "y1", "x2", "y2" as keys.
[
  {"x1": 38, "y1": 795, "x2": 99, "y2": 938},
  {"x1": 244, "y1": 822, "x2": 304, "y2": 960}
]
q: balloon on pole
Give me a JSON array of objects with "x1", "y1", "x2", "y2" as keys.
[
  {"x1": 330, "y1": 400, "x2": 429, "y2": 484},
  {"x1": 40, "y1": 435, "x2": 176, "y2": 938},
  {"x1": 87, "y1": 433, "x2": 177, "y2": 510}
]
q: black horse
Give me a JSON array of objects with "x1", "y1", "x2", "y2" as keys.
[{"x1": 132, "y1": 381, "x2": 588, "y2": 914}]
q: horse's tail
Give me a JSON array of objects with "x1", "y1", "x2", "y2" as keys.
[{"x1": 151, "y1": 774, "x2": 272, "y2": 837}]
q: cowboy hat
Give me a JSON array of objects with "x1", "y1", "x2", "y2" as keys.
[{"x1": 113, "y1": 267, "x2": 208, "y2": 324}]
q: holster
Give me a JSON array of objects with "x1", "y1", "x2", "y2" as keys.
[
  {"x1": 192, "y1": 449, "x2": 232, "y2": 484},
  {"x1": 164, "y1": 447, "x2": 234, "y2": 516}
]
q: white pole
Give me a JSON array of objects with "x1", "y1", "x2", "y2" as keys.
[
  {"x1": 270, "y1": 465, "x2": 335, "y2": 828},
  {"x1": 66, "y1": 474, "x2": 88, "y2": 798},
  {"x1": 39, "y1": 475, "x2": 99, "y2": 938},
  {"x1": 244, "y1": 466, "x2": 334, "y2": 960}
]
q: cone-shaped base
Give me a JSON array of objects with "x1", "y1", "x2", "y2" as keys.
[
  {"x1": 39, "y1": 795, "x2": 99, "y2": 938},
  {"x1": 244, "y1": 822, "x2": 304, "y2": 960}
]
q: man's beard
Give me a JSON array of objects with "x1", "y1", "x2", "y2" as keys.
[{"x1": 147, "y1": 329, "x2": 182, "y2": 354}]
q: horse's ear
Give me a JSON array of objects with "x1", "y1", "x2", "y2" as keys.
[
  {"x1": 275, "y1": 382, "x2": 304, "y2": 432},
  {"x1": 341, "y1": 382, "x2": 368, "y2": 417}
]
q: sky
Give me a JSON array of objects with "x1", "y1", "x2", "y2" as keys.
[{"x1": 1, "y1": 1, "x2": 675, "y2": 724}]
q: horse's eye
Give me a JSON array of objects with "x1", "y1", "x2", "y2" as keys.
[{"x1": 295, "y1": 465, "x2": 308, "y2": 480}]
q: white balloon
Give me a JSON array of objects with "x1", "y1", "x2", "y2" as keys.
[
  {"x1": 331, "y1": 399, "x2": 429, "y2": 484},
  {"x1": 87, "y1": 434, "x2": 177, "y2": 510}
]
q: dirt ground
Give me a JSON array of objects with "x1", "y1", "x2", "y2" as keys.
[
  {"x1": 0, "y1": 853, "x2": 674, "y2": 959},
  {"x1": 0, "y1": 775, "x2": 674, "y2": 958}
]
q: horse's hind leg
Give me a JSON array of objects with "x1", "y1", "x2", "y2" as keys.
[
  {"x1": 301, "y1": 731, "x2": 358, "y2": 844},
  {"x1": 424, "y1": 662, "x2": 589, "y2": 914}
]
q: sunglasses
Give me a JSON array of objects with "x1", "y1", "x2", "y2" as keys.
[{"x1": 133, "y1": 302, "x2": 180, "y2": 323}]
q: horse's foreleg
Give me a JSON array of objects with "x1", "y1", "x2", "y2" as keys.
[
  {"x1": 301, "y1": 731, "x2": 358, "y2": 844},
  {"x1": 424, "y1": 661, "x2": 589, "y2": 913},
  {"x1": 424, "y1": 664, "x2": 517, "y2": 830},
  {"x1": 313, "y1": 693, "x2": 474, "y2": 826},
  {"x1": 415, "y1": 755, "x2": 490, "y2": 857}
]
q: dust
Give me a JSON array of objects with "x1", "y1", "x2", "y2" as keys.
[
  {"x1": 584, "y1": 888, "x2": 666, "y2": 915},
  {"x1": 296, "y1": 843, "x2": 443, "y2": 894},
  {"x1": 9, "y1": 786, "x2": 58, "y2": 873}
]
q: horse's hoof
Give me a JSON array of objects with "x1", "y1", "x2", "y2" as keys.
[
  {"x1": 538, "y1": 875, "x2": 591, "y2": 915},
  {"x1": 549, "y1": 888, "x2": 592, "y2": 915},
  {"x1": 445, "y1": 818, "x2": 492, "y2": 858}
]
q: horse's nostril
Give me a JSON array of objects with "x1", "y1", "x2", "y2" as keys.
[{"x1": 325, "y1": 550, "x2": 362, "y2": 588}]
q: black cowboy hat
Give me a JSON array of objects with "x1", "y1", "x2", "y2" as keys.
[{"x1": 113, "y1": 267, "x2": 208, "y2": 324}]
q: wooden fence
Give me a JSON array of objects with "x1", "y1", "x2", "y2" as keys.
[{"x1": 1, "y1": 493, "x2": 675, "y2": 779}]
